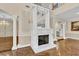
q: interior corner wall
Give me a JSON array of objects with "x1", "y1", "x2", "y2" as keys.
[{"x1": 65, "y1": 18, "x2": 79, "y2": 39}]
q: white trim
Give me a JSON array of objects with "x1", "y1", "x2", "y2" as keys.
[
  {"x1": 31, "y1": 45, "x2": 56, "y2": 53},
  {"x1": 17, "y1": 44, "x2": 30, "y2": 49},
  {"x1": 65, "y1": 37, "x2": 79, "y2": 40},
  {"x1": 12, "y1": 15, "x2": 17, "y2": 50},
  {"x1": 12, "y1": 46, "x2": 17, "y2": 50},
  {"x1": 12, "y1": 44, "x2": 30, "y2": 50}
]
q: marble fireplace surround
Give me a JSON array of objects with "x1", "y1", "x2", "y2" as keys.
[
  {"x1": 31, "y1": 4, "x2": 56, "y2": 53},
  {"x1": 31, "y1": 29, "x2": 56, "y2": 53}
]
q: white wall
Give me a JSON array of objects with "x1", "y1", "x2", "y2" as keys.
[
  {"x1": 53, "y1": 16, "x2": 79, "y2": 40},
  {"x1": 53, "y1": 3, "x2": 79, "y2": 40},
  {"x1": 65, "y1": 18, "x2": 79, "y2": 39},
  {"x1": 18, "y1": 8, "x2": 32, "y2": 46},
  {"x1": 53, "y1": 3, "x2": 79, "y2": 16}
]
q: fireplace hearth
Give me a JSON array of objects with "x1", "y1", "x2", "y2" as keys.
[{"x1": 38, "y1": 35, "x2": 49, "y2": 45}]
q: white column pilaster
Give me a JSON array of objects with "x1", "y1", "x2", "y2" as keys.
[{"x1": 12, "y1": 15, "x2": 17, "y2": 50}]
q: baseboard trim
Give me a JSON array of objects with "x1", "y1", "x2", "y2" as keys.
[
  {"x1": 65, "y1": 37, "x2": 79, "y2": 40},
  {"x1": 12, "y1": 46, "x2": 17, "y2": 50},
  {"x1": 17, "y1": 44, "x2": 30, "y2": 49}
]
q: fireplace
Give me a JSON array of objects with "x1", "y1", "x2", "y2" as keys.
[
  {"x1": 31, "y1": 4, "x2": 56, "y2": 53},
  {"x1": 38, "y1": 35, "x2": 49, "y2": 46}
]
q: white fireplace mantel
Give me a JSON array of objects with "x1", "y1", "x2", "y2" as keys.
[{"x1": 31, "y1": 4, "x2": 56, "y2": 53}]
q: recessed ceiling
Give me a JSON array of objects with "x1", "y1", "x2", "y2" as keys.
[{"x1": 56, "y1": 6, "x2": 79, "y2": 20}]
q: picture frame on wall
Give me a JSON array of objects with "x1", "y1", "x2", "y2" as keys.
[{"x1": 71, "y1": 21, "x2": 79, "y2": 31}]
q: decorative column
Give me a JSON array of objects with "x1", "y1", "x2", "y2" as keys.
[{"x1": 12, "y1": 15, "x2": 17, "y2": 50}]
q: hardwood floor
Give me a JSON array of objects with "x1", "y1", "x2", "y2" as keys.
[
  {"x1": 0, "y1": 39, "x2": 79, "y2": 56},
  {"x1": 0, "y1": 37, "x2": 13, "y2": 52},
  {"x1": 0, "y1": 47, "x2": 58, "y2": 56}
]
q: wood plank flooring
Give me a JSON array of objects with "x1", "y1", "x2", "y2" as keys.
[
  {"x1": 0, "y1": 39, "x2": 79, "y2": 56},
  {"x1": 0, "y1": 37, "x2": 13, "y2": 52}
]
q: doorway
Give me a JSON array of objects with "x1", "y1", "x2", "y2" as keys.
[{"x1": 55, "y1": 21, "x2": 65, "y2": 41}]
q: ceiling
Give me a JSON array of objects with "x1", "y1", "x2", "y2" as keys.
[
  {"x1": 56, "y1": 6, "x2": 79, "y2": 20},
  {"x1": 0, "y1": 9, "x2": 12, "y2": 19}
]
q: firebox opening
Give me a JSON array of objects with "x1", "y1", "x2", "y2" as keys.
[{"x1": 38, "y1": 35, "x2": 49, "y2": 46}]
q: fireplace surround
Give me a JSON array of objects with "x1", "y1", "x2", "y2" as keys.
[{"x1": 31, "y1": 4, "x2": 56, "y2": 53}]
